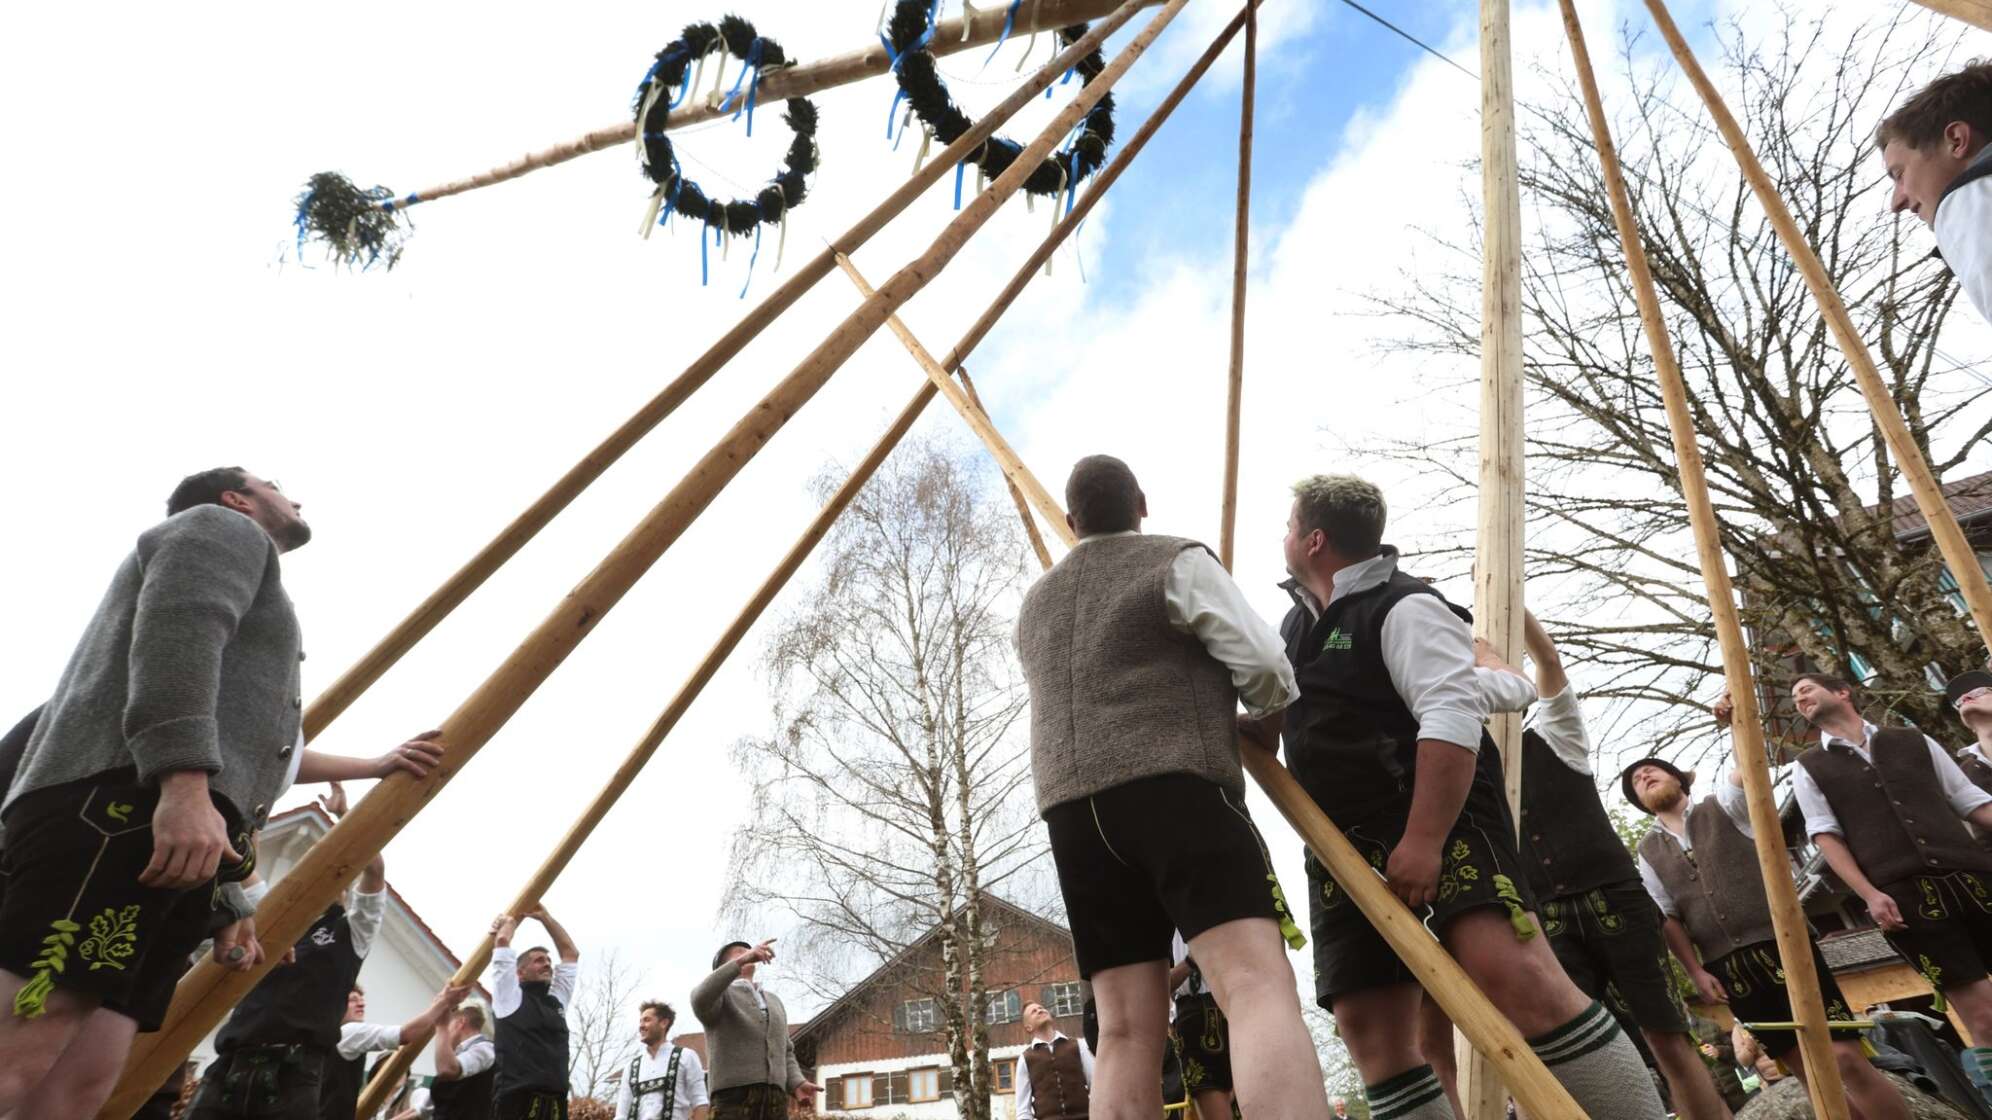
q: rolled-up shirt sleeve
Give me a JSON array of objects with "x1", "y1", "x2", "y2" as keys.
[
  {"x1": 456, "y1": 1037, "x2": 496, "y2": 1078},
  {"x1": 1164, "y1": 547, "x2": 1299, "y2": 718},
  {"x1": 336, "y1": 1021, "x2": 403, "y2": 1060},
  {"x1": 487, "y1": 948, "x2": 521, "y2": 1018},
  {"x1": 348, "y1": 889, "x2": 387, "y2": 960},
  {"x1": 1637, "y1": 853, "x2": 1678, "y2": 918},
  {"x1": 1378, "y1": 595, "x2": 1485, "y2": 752},
  {"x1": 1475, "y1": 667, "x2": 1538, "y2": 717},
  {"x1": 1790, "y1": 762, "x2": 1841, "y2": 839},
  {"x1": 1925, "y1": 736, "x2": 1992, "y2": 818}
]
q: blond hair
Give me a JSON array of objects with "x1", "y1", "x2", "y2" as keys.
[{"x1": 1291, "y1": 474, "x2": 1387, "y2": 557}]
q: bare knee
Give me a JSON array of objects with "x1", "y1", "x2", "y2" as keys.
[{"x1": 1331, "y1": 988, "x2": 1424, "y2": 1075}]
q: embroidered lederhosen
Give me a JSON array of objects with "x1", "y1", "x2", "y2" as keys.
[{"x1": 625, "y1": 1045, "x2": 683, "y2": 1120}]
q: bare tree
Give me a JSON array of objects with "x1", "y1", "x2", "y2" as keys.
[
  {"x1": 721, "y1": 437, "x2": 1049, "y2": 1120},
  {"x1": 565, "y1": 947, "x2": 645, "y2": 1105},
  {"x1": 1368, "y1": 4, "x2": 1992, "y2": 767}
]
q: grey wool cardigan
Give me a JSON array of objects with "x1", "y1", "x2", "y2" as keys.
[{"x1": 691, "y1": 958, "x2": 804, "y2": 1094}]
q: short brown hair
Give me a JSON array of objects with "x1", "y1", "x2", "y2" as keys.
[
  {"x1": 1793, "y1": 672, "x2": 1856, "y2": 700},
  {"x1": 166, "y1": 467, "x2": 250, "y2": 517},
  {"x1": 454, "y1": 1005, "x2": 487, "y2": 1031},
  {"x1": 1877, "y1": 60, "x2": 1992, "y2": 151},
  {"x1": 1291, "y1": 474, "x2": 1387, "y2": 558},
  {"x1": 1065, "y1": 455, "x2": 1142, "y2": 535}
]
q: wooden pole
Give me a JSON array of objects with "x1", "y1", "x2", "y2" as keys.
[
  {"x1": 1557, "y1": 2, "x2": 1851, "y2": 1113},
  {"x1": 1217, "y1": 0, "x2": 1257, "y2": 571},
  {"x1": 391, "y1": 0, "x2": 1168, "y2": 210},
  {"x1": 959, "y1": 367, "x2": 1057, "y2": 571},
  {"x1": 353, "y1": 379, "x2": 943, "y2": 1118},
  {"x1": 1905, "y1": 0, "x2": 1992, "y2": 32},
  {"x1": 1462, "y1": 1, "x2": 1526, "y2": 1114},
  {"x1": 1641, "y1": 0, "x2": 1992, "y2": 652},
  {"x1": 300, "y1": 9, "x2": 1145, "y2": 748},
  {"x1": 99, "y1": 4, "x2": 1180, "y2": 1112}
]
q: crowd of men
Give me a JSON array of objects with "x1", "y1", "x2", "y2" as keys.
[{"x1": 0, "y1": 58, "x2": 1989, "y2": 1120}]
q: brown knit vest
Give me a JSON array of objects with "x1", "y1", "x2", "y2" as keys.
[
  {"x1": 1022, "y1": 1036, "x2": 1091, "y2": 1120},
  {"x1": 1638, "y1": 795, "x2": 1778, "y2": 962},
  {"x1": 1795, "y1": 728, "x2": 1992, "y2": 887},
  {"x1": 1015, "y1": 534, "x2": 1241, "y2": 814}
]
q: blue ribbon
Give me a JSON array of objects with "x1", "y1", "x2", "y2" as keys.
[
  {"x1": 1064, "y1": 149, "x2": 1078, "y2": 215},
  {"x1": 723, "y1": 39, "x2": 765, "y2": 135},
  {"x1": 739, "y1": 222, "x2": 763, "y2": 299},
  {"x1": 701, "y1": 218, "x2": 715, "y2": 286},
  {"x1": 953, "y1": 159, "x2": 967, "y2": 211},
  {"x1": 292, "y1": 189, "x2": 315, "y2": 256},
  {"x1": 983, "y1": 0, "x2": 1023, "y2": 65},
  {"x1": 881, "y1": 0, "x2": 941, "y2": 139},
  {"x1": 668, "y1": 48, "x2": 696, "y2": 109}
]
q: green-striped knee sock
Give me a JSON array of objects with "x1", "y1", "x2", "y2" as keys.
[
  {"x1": 1364, "y1": 1063, "x2": 1454, "y2": 1120},
  {"x1": 1529, "y1": 1001, "x2": 1666, "y2": 1119}
]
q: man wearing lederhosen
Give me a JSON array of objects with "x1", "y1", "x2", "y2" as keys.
[
  {"x1": 691, "y1": 938, "x2": 818, "y2": 1119},
  {"x1": 1166, "y1": 933, "x2": 1231, "y2": 1120},
  {"x1": 613, "y1": 1000, "x2": 709, "y2": 1120},
  {"x1": 488, "y1": 907, "x2": 581, "y2": 1120}
]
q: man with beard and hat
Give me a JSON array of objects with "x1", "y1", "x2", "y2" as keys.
[
  {"x1": 1784, "y1": 671, "x2": 1992, "y2": 1091},
  {"x1": 1624, "y1": 730, "x2": 1910, "y2": 1119},
  {"x1": 488, "y1": 906, "x2": 580, "y2": 1120}
]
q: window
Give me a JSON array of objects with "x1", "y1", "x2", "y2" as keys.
[
  {"x1": 895, "y1": 997, "x2": 938, "y2": 1033},
  {"x1": 872, "y1": 1071, "x2": 912, "y2": 1105},
  {"x1": 842, "y1": 1075, "x2": 874, "y2": 1108},
  {"x1": 983, "y1": 988, "x2": 1021, "y2": 1025},
  {"x1": 1046, "y1": 981, "x2": 1085, "y2": 1017},
  {"x1": 908, "y1": 1068, "x2": 941, "y2": 1102},
  {"x1": 994, "y1": 1058, "x2": 1016, "y2": 1094}
]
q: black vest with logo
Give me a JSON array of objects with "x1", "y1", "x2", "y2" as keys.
[
  {"x1": 1795, "y1": 728, "x2": 1992, "y2": 887},
  {"x1": 1022, "y1": 1035, "x2": 1091, "y2": 1120},
  {"x1": 317, "y1": 1052, "x2": 365, "y2": 1120},
  {"x1": 1278, "y1": 564, "x2": 1500, "y2": 815},
  {"x1": 1518, "y1": 730, "x2": 1639, "y2": 900},
  {"x1": 215, "y1": 903, "x2": 362, "y2": 1051},
  {"x1": 429, "y1": 1042, "x2": 498, "y2": 1120},
  {"x1": 495, "y1": 980, "x2": 571, "y2": 1097}
]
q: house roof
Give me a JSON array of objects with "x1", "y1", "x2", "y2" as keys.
[
  {"x1": 261, "y1": 803, "x2": 487, "y2": 998},
  {"x1": 1867, "y1": 469, "x2": 1992, "y2": 542},
  {"x1": 792, "y1": 893, "x2": 1073, "y2": 1046}
]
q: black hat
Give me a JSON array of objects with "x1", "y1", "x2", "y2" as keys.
[
  {"x1": 1620, "y1": 757, "x2": 1691, "y2": 815},
  {"x1": 712, "y1": 941, "x2": 753, "y2": 970},
  {"x1": 1946, "y1": 670, "x2": 1992, "y2": 711}
]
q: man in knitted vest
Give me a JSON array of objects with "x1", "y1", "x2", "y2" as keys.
[
  {"x1": 1015, "y1": 454, "x2": 1328, "y2": 1120},
  {"x1": 1787, "y1": 671, "x2": 1992, "y2": 1092},
  {"x1": 1277, "y1": 473, "x2": 1662, "y2": 1120},
  {"x1": 1624, "y1": 743, "x2": 1910, "y2": 1119},
  {"x1": 691, "y1": 938, "x2": 817, "y2": 1120}
]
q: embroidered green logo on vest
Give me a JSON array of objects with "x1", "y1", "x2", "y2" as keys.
[{"x1": 1320, "y1": 628, "x2": 1353, "y2": 653}]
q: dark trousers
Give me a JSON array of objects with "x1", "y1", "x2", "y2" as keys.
[
  {"x1": 184, "y1": 1048, "x2": 325, "y2": 1120},
  {"x1": 710, "y1": 1083, "x2": 790, "y2": 1120},
  {"x1": 495, "y1": 1089, "x2": 568, "y2": 1120}
]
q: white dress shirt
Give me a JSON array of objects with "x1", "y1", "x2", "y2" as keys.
[
  {"x1": 239, "y1": 881, "x2": 384, "y2": 958},
  {"x1": 1936, "y1": 147, "x2": 1992, "y2": 325},
  {"x1": 1790, "y1": 721, "x2": 1992, "y2": 839},
  {"x1": 613, "y1": 1042, "x2": 710, "y2": 1120},
  {"x1": 731, "y1": 977, "x2": 767, "y2": 1010},
  {"x1": 336, "y1": 1020, "x2": 403, "y2": 1061},
  {"x1": 1966, "y1": 744, "x2": 1992, "y2": 770},
  {"x1": 1476, "y1": 668, "x2": 1539, "y2": 720},
  {"x1": 1636, "y1": 776, "x2": 1754, "y2": 918},
  {"x1": 1528, "y1": 687, "x2": 1590, "y2": 775},
  {"x1": 487, "y1": 947, "x2": 579, "y2": 1018},
  {"x1": 1015, "y1": 1031, "x2": 1094, "y2": 1120},
  {"x1": 446, "y1": 1034, "x2": 497, "y2": 1078},
  {"x1": 1170, "y1": 931, "x2": 1207, "y2": 1000},
  {"x1": 1076, "y1": 532, "x2": 1299, "y2": 718},
  {"x1": 1293, "y1": 550, "x2": 1487, "y2": 752}
]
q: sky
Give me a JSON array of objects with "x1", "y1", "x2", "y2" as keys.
[{"x1": 3, "y1": 0, "x2": 1987, "y2": 1057}]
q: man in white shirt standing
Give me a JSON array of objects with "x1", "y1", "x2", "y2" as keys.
[
  {"x1": 1784, "y1": 671, "x2": 1992, "y2": 1091},
  {"x1": 1876, "y1": 63, "x2": 1992, "y2": 324},
  {"x1": 488, "y1": 907, "x2": 580, "y2": 1120},
  {"x1": 323, "y1": 983, "x2": 469, "y2": 1120},
  {"x1": 1275, "y1": 474, "x2": 1662, "y2": 1120},
  {"x1": 1016, "y1": 1000, "x2": 1093, "y2": 1120},
  {"x1": 1015, "y1": 455, "x2": 1330, "y2": 1120},
  {"x1": 614, "y1": 1000, "x2": 708, "y2": 1120},
  {"x1": 429, "y1": 1004, "x2": 498, "y2": 1120}
]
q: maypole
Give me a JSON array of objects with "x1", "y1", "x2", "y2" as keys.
[
  {"x1": 1556, "y1": 2, "x2": 1852, "y2": 1114},
  {"x1": 1217, "y1": 0, "x2": 1258, "y2": 571}
]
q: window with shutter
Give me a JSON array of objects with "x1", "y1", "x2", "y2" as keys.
[
  {"x1": 889, "y1": 1070, "x2": 911, "y2": 1104},
  {"x1": 909, "y1": 1068, "x2": 941, "y2": 1102},
  {"x1": 939, "y1": 1066, "x2": 955, "y2": 1094},
  {"x1": 843, "y1": 1075, "x2": 874, "y2": 1108},
  {"x1": 825, "y1": 1078, "x2": 842, "y2": 1109}
]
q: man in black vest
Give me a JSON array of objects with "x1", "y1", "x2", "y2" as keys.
[
  {"x1": 1786, "y1": 672, "x2": 1992, "y2": 1089},
  {"x1": 1274, "y1": 473, "x2": 1662, "y2": 1120},
  {"x1": 488, "y1": 906, "x2": 579, "y2": 1120},
  {"x1": 320, "y1": 982, "x2": 469, "y2": 1120},
  {"x1": 1624, "y1": 749, "x2": 1911, "y2": 1118},
  {"x1": 430, "y1": 1003, "x2": 498, "y2": 1120},
  {"x1": 1949, "y1": 670, "x2": 1992, "y2": 797}
]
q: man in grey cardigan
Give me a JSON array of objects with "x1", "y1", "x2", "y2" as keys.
[
  {"x1": 1014, "y1": 455, "x2": 1330, "y2": 1120},
  {"x1": 691, "y1": 938, "x2": 818, "y2": 1119},
  {"x1": 0, "y1": 468, "x2": 311, "y2": 1120}
]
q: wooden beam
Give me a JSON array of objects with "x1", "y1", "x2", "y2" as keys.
[
  {"x1": 1462, "y1": 1, "x2": 1526, "y2": 1113},
  {"x1": 1559, "y1": 2, "x2": 1851, "y2": 1114},
  {"x1": 1904, "y1": 0, "x2": 1992, "y2": 32},
  {"x1": 98, "y1": 5, "x2": 1178, "y2": 1113},
  {"x1": 959, "y1": 367, "x2": 1056, "y2": 571},
  {"x1": 394, "y1": 0, "x2": 1169, "y2": 210},
  {"x1": 1640, "y1": 0, "x2": 1992, "y2": 653},
  {"x1": 1218, "y1": 0, "x2": 1257, "y2": 571}
]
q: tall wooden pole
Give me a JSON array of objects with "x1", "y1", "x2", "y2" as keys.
[
  {"x1": 958, "y1": 367, "x2": 1057, "y2": 570},
  {"x1": 299, "y1": 7, "x2": 1151, "y2": 749},
  {"x1": 1461, "y1": 1, "x2": 1527, "y2": 1114},
  {"x1": 1557, "y1": 2, "x2": 1851, "y2": 1113},
  {"x1": 1905, "y1": 0, "x2": 1992, "y2": 32},
  {"x1": 98, "y1": 5, "x2": 1180, "y2": 1112},
  {"x1": 1641, "y1": 0, "x2": 1992, "y2": 652},
  {"x1": 1217, "y1": 0, "x2": 1257, "y2": 571}
]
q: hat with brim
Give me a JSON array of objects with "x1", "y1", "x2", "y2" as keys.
[
  {"x1": 1946, "y1": 670, "x2": 1992, "y2": 711},
  {"x1": 712, "y1": 941, "x2": 754, "y2": 970},
  {"x1": 1621, "y1": 757, "x2": 1692, "y2": 815}
]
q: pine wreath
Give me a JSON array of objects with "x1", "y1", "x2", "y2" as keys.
[
  {"x1": 633, "y1": 15, "x2": 818, "y2": 241},
  {"x1": 292, "y1": 172, "x2": 418, "y2": 270},
  {"x1": 882, "y1": 0, "x2": 1115, "y2": 203}
]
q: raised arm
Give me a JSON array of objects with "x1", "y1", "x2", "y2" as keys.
[
  {"x1": 531, "y1": 905, "x2": 580, "y2": 963},
  {"x1": 297, "y1": 730, "x2": 445, "y2": 785},
  {"x1": 1520, "y1": 609, "x2": 1567, "y2": 700}
]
